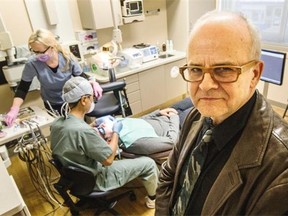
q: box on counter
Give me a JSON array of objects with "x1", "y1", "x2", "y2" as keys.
[
  {"x1": 75, "y1": 30, "x2": 98, "y2": 43},
  {"x1": 81, "y1": 40, "x2": 99, "y2": 55}
]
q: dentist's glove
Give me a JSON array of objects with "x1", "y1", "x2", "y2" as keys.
[
  {"x1": 91, "y1": 80, "x2": 103, "y2": 100},
  {"x1": 5, "y1": 106, "x2": 20, "y2": 127},
  {"x1": 95, "y1": 115, "x2": 115, "y2": 126},
  {"x1": 112, "y1": 121, "x2": 123, "y2": 135}
]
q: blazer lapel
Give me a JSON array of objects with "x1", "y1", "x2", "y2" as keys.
[
  {"x1": 177, "y1": 117, "x2": 204, "y2": 170},
  {"x1": 202, "y1": 158, "x2": 242, "y2": 215},
  {"x1": 171, "y1": 116, "x2": 204, "y2": 201}
]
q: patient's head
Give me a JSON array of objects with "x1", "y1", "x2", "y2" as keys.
[{"x1": 95, "y1": 115, "x2": 115, "y2": 140}]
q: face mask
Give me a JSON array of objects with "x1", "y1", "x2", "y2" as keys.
[
  {"x1": 36, "y1": 54, "x2": 51, "y2": 62},
  {"x1": 87, "y1": 101, "x2": 95, "y2": 113}
]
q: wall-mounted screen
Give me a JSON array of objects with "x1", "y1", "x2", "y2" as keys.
[{"x1": 260, "y1": 49, "x2": 286, "y2": 85}]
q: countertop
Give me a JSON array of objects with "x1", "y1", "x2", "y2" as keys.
[
  {"x1": 0, "y1": 106, "x2": 55, "y2": 146},
  {"x1": 86, "y1": 50, "x2": 186, "y2": 83}
]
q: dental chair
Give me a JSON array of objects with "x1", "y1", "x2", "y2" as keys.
[
  {"x1": 120, "y1": 150, "x2": 172, "y2": 165},
  {"x1": 86, "y1": 68, "x2": 132, "y2": 118},
  {"x1": 120, "y1": 97, "x2": 194, "y2": 165},
  {"x1": 50, "y1": 155, "x2": 136, "y2": 216}
]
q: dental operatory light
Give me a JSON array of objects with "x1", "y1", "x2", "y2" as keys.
[
  {"x1": 89, "y1": 0, "x2": 123, "y2": 71},
  {"x1": 91, "y1": 40, "x2": 123, "y2": 70}
]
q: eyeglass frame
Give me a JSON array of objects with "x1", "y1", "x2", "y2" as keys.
[
  {"x1": 179, "y1": 60, "x2": 258, "y2": 83},
  {"x1": 30, "y1": 46, "x2": 50, "y2": 55}
]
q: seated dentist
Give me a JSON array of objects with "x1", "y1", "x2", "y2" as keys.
[
  {"x1": 50, "y1": 76, "x2": 159, "y2": 209},
  {"x1": 93, "y1": 108, "x2": 180, "y2": 155}
]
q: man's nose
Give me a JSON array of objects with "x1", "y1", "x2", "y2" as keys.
[{"x1": 199, "y1": 72, "x2": 218, "y2": 91}]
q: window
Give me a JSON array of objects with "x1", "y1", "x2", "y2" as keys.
[{"x1": 218, "y1": 0, "x2": 288, "y2": 46}]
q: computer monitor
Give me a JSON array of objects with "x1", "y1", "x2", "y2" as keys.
[{"x1": 260, "y1": 49, "x2": 286, "y2": 85}]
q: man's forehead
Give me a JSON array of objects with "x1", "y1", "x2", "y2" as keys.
[{"x1": 188, "y1": 22, "x2": 251, "y2": 64}]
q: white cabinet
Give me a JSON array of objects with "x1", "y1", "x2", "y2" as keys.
[
  {"x1": 139, "y1": 66, "x2": 166, "y2": 111},
  {"x1": 77, "y1": 0, "x2": 123, "y2": 29},
  {"x1": 139, "y1": 59, "x2": 187, "y2": 111},
  {"x1": 164, "y1": 59, "x2": 187, "y2": 101},
  {"x1": 124, "y1": 74, "x2": 142, "y2": 114},
  {"x1": 0, "y1": 157, "x2": 31, "y2": 216}
]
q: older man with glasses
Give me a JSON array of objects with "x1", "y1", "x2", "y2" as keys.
[{"x1": 155, "y1": 10, "x2": 288, "y2": 215}]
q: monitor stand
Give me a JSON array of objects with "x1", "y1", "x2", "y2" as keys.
[{"x1": 262, "y1": 82, "x2": 269, "y2": 99}]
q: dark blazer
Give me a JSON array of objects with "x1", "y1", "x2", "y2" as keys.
[{"x1": 156, "y1": 91, "x2": 288, "y2": 215}]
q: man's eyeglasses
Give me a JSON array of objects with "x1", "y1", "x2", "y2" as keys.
[
  {"x1": 179, "y1": 60, "x2": 257, "y2": 83},
  {"x1": 30, "y1": 46, "x2": 50, "y2": 55}
]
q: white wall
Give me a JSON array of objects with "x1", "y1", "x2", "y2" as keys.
[
  {"x1": 0, "y1": 0, "x2": 32, "y2": 45},
  {"x1": 24, "y1": 0, "x2": 75, "y2": 41},
  {"x1": 167, "y1": 0, "x2": 216, "y2": 52}
]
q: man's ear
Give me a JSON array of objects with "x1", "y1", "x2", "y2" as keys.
[{"x1": 251, "y1": 60, "x2": 264, "y2": 87}]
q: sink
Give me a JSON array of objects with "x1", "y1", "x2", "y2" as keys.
[{"x1": 158, "y1": 54, "x2": 175, "y2": 59}]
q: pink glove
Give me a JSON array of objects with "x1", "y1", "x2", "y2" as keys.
[
  {"x1": 91, "y1": 80, "x2": 103, "y2": 100},
  {"x1": 5, "y1": 106, "x2": 20, "y2": 127}
]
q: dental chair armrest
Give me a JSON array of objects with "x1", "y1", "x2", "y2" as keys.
[{"x1": 100, "y1": 80, "x2": 126, "y2": 92}]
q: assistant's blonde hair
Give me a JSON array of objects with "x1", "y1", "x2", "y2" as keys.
[{"x1": 28, "y1": 29, "x2": 73, "y2": 71}]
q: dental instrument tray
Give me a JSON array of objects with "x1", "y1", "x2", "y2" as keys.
[{"x1": 17, "y1": 107, "x2": 35, "y2": 121}]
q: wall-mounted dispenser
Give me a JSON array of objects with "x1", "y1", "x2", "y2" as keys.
[{"x1": 120, "y1": 0, "x2": 145, "y2": 24}]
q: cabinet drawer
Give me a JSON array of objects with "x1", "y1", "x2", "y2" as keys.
[
  {"x1": 127, "y1": 90, "x2": 141, "y2": 103},
  {"x1": 130, "y1": 101, "x2": 142, "y2": 115},
  {"x1": 124, "y1": 74, "x2": 138, "y2": 84},
  {"x1": 126, "y1": 82, "x2": 140, "y2": 94}
]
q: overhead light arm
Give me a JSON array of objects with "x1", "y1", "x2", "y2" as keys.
[{"x1": 110, "y1": 0, "x2": 122, "y2": 45}]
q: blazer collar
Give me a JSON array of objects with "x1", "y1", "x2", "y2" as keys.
[{"x1": 202, "y1": 92, "x2": 274, "y2": 215}]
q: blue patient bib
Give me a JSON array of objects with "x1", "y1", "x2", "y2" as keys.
[{"x1": 119, "y1": 118, "x2": 158, "y2": 148}]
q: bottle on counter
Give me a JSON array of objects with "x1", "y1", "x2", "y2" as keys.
[
  {"x1": 162, "y1": 42, "x2": 167, "y2": 52},
  {"x1": 165, "y1": 40, "x2": 174, "y2": 54},
  {"x1": 169, "y1": 40, "x2": 174, "y2": 54},
  {"x1": 91, "y1": 63, "x2": 98, "y2": 73},
  {"x1": 82, "y1": 60, "x2": 90, "y2": 73}
]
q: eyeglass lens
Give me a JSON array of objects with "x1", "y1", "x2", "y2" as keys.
[
  {"x1": 30, "y1": 46, "x2": 50, "y2": 55},
  {"x1": 180, "y1": 61, "x2": 256, "y2": 83},
  {"x1": 182, "y1": 66, "x2": 240, "y2": 82}
]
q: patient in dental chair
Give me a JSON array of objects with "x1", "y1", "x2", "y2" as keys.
[
  {"x1": 93, "y1": 108, "x2": 179, "y2": 155},
  {"x1": 93, "y1": 98, "x2": 193, "y2": 155}
]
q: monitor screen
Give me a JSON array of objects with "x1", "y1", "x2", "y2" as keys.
[
  {"x1": 130, "y1": 2, "x2": 139, "y2": 11},
  {"x1": 260, "y1": 49, "x2": 286, "y2": 85}
]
